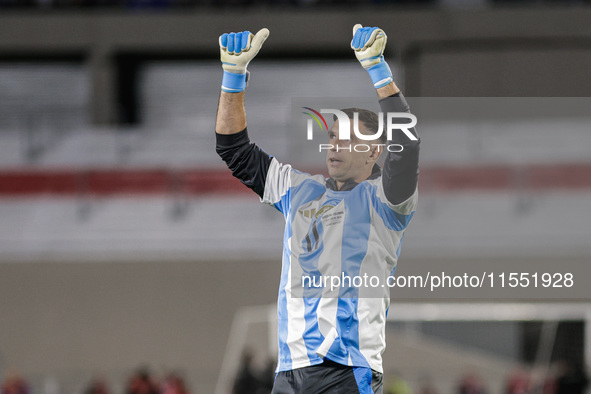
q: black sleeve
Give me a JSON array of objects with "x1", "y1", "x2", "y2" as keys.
[
  {"x1": 379, "y1": 92, "x2": 420, "y2": 205},
  {"x1": 216, "y1": 128, "x2": 273, "y2": 198}
]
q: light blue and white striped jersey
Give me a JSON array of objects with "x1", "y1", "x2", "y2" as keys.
[
  {"x1": 216, "y1": 93, "x2": 420, "y2": 374},
  {"x1": 262, "y1": 158, "x2": 418, "y2": 373}
]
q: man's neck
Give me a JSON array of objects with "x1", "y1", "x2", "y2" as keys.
[{"x1": 335, "y1": 168, "x2": 375, "y2": 190}]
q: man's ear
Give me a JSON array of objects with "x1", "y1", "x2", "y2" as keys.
[{"x1": 367, "y1": 144, "x2": 383, "y2": 164}]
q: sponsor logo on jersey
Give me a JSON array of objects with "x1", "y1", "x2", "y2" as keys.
[{"x1": 298, "y1": 204, "x2": 335, "y2": 219}]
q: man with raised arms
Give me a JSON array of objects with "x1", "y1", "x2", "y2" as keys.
[{"x1": 215, "y1": 25, "x2": 420, "y2": 394}]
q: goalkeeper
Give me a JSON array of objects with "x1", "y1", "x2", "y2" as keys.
[{"x1": 215, "y1": 25, "x2": 419, "y2": 394}]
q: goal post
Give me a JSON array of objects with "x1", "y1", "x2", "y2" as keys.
[{"x1": 217, "y1": 302, "x2": 591, "y2": 393}]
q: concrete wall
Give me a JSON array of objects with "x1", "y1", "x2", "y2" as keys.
[
  {"x1": 2, "y1": 258, "x2": 589, "y2": 393},
  {"x1": 0, "y1": 260, "x2": 281, "y2": 393}
]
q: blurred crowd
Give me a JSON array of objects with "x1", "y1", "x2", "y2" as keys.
[
  {"x1": 0, "y1": 373, "x2": 29, "y2": 394},
  {"x1": 1, "y1": 359, "x2": 588, "y2": 394},
  {"x1": 382, "y1": 361, "x2": 589, "y2": 394},
  {"x1": 121, "y1": 368, "x2": 190, "y2": 394},
  {"x1": 232, "y1": 350, "x2": 275, "y2": 394},
  {"x1": 229, "y1": 353, "x2": 590, "y2": 394},
  {"x1": 0, "y1": 368, "x2": 190, "y2": 394},
  {"x1": 503, "y1": 361, "x2": 590, "y2": 394}
]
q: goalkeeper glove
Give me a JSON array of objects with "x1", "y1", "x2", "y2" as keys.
[
  {"x1": 219, "y1": 28, "x2": 270, "y2": 93},
  {"x1": 351, "y1": 24, "x2": 393, "y2": 89}
]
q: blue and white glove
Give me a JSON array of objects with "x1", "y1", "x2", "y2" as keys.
[
  {"x1": 219, "y1": 28, "x2": 270, "y2": 93},
  {"x1": 351, "y1": 24, "x2": 393, "y2": 89}
]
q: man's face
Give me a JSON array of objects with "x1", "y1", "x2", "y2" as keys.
[{"x1": 326, "y1": 119, "x2": 379, "y2": 184}]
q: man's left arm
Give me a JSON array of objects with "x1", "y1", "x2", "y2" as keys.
[
  {"x1": 377, "y1": 85, "x2": 419, "y2": 206},
  {"x1": 351, "y1": 25, "x2": 420, "y2": 206}
]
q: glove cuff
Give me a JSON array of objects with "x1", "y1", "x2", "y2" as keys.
[
  {"x1": 221, "y1": 70, "x2": 248, "y2": 93},
  {"x1": 367, "y1": 58, "x2": 393, "y2": 89}
]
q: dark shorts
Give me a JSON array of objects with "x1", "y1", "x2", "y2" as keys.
[{"x1": 271, "y1": 360, "x2": 383, "y2": 394}]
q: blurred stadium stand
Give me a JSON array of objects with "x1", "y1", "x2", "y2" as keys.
[
  {"x1": 0, "y1": 0, "x2": 589, "y2": 9},
  {"x1": 0, "y1": 63, "x2": 589, "y2": 261},
  {"x1": 1, "y1": 5, "x2": 591, "y2": 394}
]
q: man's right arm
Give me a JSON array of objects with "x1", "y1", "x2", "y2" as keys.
[
  {"x1": 215, "y1": 29, "x2": 272, "y2": 199},
  {"x1": 215, "y1": 91, "x2": 246, "y2": 136}
]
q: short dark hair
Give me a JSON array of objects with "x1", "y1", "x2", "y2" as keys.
[{"x1": 335, "y1": 108, "x2": 386, "y2": 144}]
